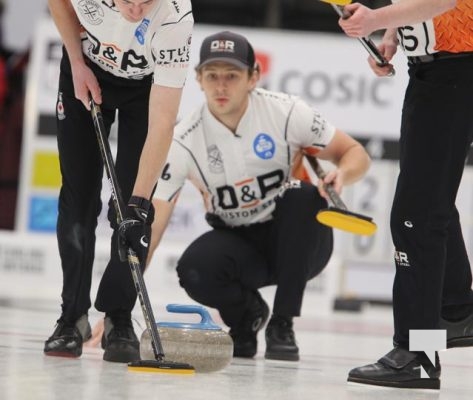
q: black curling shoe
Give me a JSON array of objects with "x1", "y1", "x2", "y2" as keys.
[
  {"x1": 347, "y1": 347, "x2": 441, "y2": 390},
  {"x1": 44, "y1": 314, "x2": 91, "y2": 358},
  {"x1": 229, "y1": 291, "x2": 270, "y2": 358},
  {"x1": 264, "y1": 315, "x2": 299, "y2": 361},
  {"x1": 101, "y1": 312, "x2": 140, "y2": 363},
  {"x1": 440, "y1": 311, "x2": 473, "y2": 349}
]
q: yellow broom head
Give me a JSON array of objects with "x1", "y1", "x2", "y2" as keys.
[
  {"x1": 318, "y1": 0, "x2": 352, "y2": 6},
  {"x1": 316, "y1": 208, "x2": 377, "y2": 236},
  {"x1": 128, "y1": 360, "x2": 195, "y2": 375}
]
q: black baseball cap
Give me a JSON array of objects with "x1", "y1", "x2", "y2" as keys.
[{"x1": 196, "y1": 31, "x2": 255, "y2": 70}]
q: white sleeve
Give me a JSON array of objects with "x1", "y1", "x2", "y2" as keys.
[
  {"x1": 152, "y1": 17, "x2": 194, "y2": 88},
  {"x1": 287, "y1": 98, "x2": 336, "y2": 150},
  {"x1": 154, "y1": 140, "x2": 190, "y2": 201}
]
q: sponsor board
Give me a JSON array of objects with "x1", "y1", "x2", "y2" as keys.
[{"x1": 0, "y1": 229, "x2": 342, "y2": 318}]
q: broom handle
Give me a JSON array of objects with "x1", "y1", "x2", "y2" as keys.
[
  {"x1": 305, "y1": 156, "x2": 348, "y2": 210},
  {"x1": 332, "y1": 4, "x2": 395, "y2": 74},
  {"x1": 90, "y1": 100, "x2": 165, "y2": 360}
]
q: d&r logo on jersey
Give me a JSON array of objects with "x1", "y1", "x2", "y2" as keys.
[
  {"x1": 78, "y1": 0, "x2": 105, "y2": 25},
  {"x1": 253, "y1": 133, "x2": 275, "y2": 159}
]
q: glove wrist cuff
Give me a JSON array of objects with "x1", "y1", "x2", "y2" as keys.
[{"x1": 128, "y1": 195, "x2": 151, "y2": 212}]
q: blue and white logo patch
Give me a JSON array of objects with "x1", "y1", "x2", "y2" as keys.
[
  {"x1": 253, "y1": 133, "x2": 275, "y2": 159},
  {"x1": 135, "y1": 18, "x2": 150, "y2": 45}
]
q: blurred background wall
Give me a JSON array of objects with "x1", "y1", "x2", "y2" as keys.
[{"x1": 2, "y1": 0, "x2": 48, "y2": 50}]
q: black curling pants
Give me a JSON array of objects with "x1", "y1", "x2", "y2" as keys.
[
  {"x1": 176, "y1": 182, "x2": 333, "y2": 328},
  {"x1": 391, "y1": 55, "x2": 473, "y2": 348},
  {"x1": 56, "y1": 50, "x2": 152, "y2": 323}
]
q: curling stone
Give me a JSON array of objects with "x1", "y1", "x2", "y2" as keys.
[{"x1": 140, "y1": 304, "x2": 233, "y2": 373}]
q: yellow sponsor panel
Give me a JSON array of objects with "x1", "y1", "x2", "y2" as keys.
[{"x1": 32, "y1": 152, "x2": 62, "y2": 188}]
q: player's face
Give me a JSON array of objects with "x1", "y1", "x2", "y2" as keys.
[
  {"x1": 198, "y1": 62, "x2": 258, "y2": 124},
  {"x1": 114, "y1": 0, "x2": 157, "y2": 22}
]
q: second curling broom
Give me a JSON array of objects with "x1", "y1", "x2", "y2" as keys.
[
  {"x1": 319, "y1": 0, "x2": 395, "y2": 76},
  {"x1": 306, "y1": 155, "x2": 377, "y2": 236}
]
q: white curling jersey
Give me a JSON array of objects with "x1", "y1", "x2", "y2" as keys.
[
  {"x1": 155, "y1": 88, "x2": 336, "y2": 227},
  {"x1": 393, "y1": 0, "x2": 473, "y2": 56},
  {"x1": 70, "y1": 0, "x2": 193, "y2": 87}
]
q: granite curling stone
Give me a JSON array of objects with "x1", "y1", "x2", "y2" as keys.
[{"x1": 140, "y1": 304, "x2": 233, "y2": 373}]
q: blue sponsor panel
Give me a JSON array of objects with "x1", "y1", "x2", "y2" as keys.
[{"x1": 28, "y1": 196, "x2": 58, "y2": 232}]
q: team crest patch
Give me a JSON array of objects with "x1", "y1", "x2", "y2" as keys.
[
  {"x1": 135, "y1": 18, "x2": 150, "y2": 45},
  {"x1": 207, "y1": 145, "x2": 224, "y2": 173},
  {"x1": 57, "y1": 92, "x2": 65, "y2": 120},
  {"x1": 253, "y1": 133, "x2": 275, "y2": 159},
  {"x1": 78, "y1": 0, "x2": 104, "y2": 25}
]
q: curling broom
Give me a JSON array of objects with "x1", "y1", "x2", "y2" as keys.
[
  {"x1": 319, "y1": 0, "x2": 395, "y2": 76},
  {"x1": 305, "y1": 155, "x2": 377, "y2": 236},
  {"x1": 90, "y1": 99, "x2": 195, "y2": 374}
]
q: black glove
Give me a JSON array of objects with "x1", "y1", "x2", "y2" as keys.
[{"x1": 117, "y1": 196, "x2": 153, "y2": 265}]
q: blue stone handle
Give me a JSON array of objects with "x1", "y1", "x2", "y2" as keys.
[{"x1": 157, "y1": 304, "x2": 222, "y2": 330}]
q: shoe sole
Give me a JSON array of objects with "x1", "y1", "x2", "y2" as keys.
[
  {"x1": 44, "y1": 350, "x2": 81, "y2": 358},
  {"x1": 43, "y1": 338, "x2": 87, "y2": 358},
  {"x1": 447, "y1": 337, "x2": 473, "y2": 349},
  {"x1": 347, "y1": 376, "x2": 440, "y2": 390},
  {"x1": 264, "y1": 351, "x2": 299, "y2": 361},
  {"x1": 233, "y1": 350, "x2": 257, "y2": 358},
  {"x1": 103, "y1": 349, "x2": 140, "y2": 363}
]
